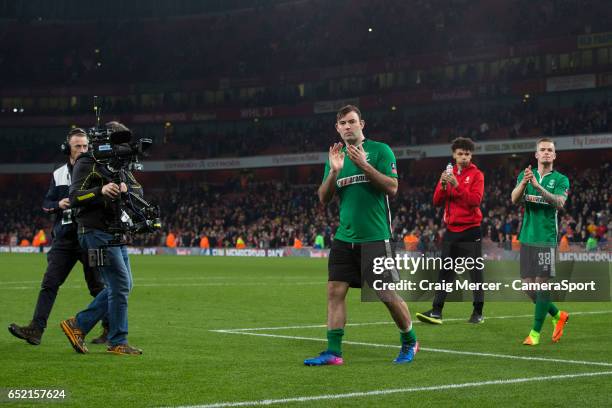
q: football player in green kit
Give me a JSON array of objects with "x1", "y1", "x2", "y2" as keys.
[
  {"x1": 304, "y1": 105, "x2": 418, "y2": 366},
  {"x1": 511, "y1": 138, "x2": 570, "y2": 346}
]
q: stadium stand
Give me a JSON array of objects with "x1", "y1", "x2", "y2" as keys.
[
  {"x1": 1, "y1": 162, "x2": 609, "y2": 250},
  {"x1": 0, "y1": 0, "x2": 610, "y2": 250},
  {"x1": 1, "y1": 101, "x2": 611, "y2": 163}
]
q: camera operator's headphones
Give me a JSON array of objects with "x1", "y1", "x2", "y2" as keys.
[{"x1": 61, "y1": 128, "x2": 87, "y2": 155}]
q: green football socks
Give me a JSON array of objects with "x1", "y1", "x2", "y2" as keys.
[
  {"x1": 549, "y1": 303, "x2": 560, "y2": 318},
  {"x1": 400, "y1": 328, "x2": 417, "y2": 346},
  {"x1": 327, "y1": 328, "x2": 344, "y2": 356},
  {"x1": 533, "y1": 291, "x2": 551, "y2": 332}
]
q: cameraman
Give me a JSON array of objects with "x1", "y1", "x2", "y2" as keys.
[
  {"x1": 60, "y1": 121, "x2": 143, "y2": 355},
  {"x1": 8, "y1": 128, "x2": 108, "y2": 346}
]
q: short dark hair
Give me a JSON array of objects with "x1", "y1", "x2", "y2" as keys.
[
  {"x1": 66, "y1": 128, "x2": 87, "y2": 140},
  {"x1": 336, "y1": 105, "x2": 362, "y2": 122},
  {"x1": 67, "y1": 127, "x2": 87, "y2": 143},
  {"x1": 536, "y1": 137, "x2": 555, "y2": 149},
  {"x1": 451, "y1": 137, "x2": 475, "y2": 152}
]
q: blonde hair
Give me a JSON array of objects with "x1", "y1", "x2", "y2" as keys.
[{"x1": 536, "y1": 137, "x2": 555, "y2": 150}]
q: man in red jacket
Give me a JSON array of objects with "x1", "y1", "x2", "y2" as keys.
[{"x1": 416, "y1": 137, "x2": 485, "y2": 324}]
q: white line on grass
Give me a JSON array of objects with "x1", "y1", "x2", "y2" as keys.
[
  {"x1": 212, "y1": 330, "x2": 612, "y2": 368},
  {"x1": 166, "y1": 370, "x2": 612, "y2": 408},
  {"x1": 0, "y1": 281, "x2": 323, "y2": 290},
  {"x1": 0, "y1": 280, "x2": 45, "y2": 285},
  {"x1": 133, "y1": 282, "x2": 321, "y2": 288},
  {"x1": 0, "y1": 276, "x2": 317, "y2": 285},
  {"x1": 211, "y1": 310, "x2": 612, "y2": 331}
]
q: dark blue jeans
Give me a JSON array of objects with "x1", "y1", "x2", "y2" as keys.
[{"x1": 76, "y1": 230, "x2": 133, "y2": 346}]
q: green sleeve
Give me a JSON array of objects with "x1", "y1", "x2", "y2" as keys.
[
  {"x1": 322, "y1": 161, "x2": 330, "y2": 182},
  {"x1": 377, "y1": 143, "x2": 398, "y2": 178},
  {"x1": 555, "y1": 175, "x2": 570, "y2": 198}
]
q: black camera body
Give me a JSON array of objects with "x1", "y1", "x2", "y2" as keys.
[
  {"x1": 85, "y1": 124, "x2": 161, "y2": 236},
  {"x1": 87, "y1": 126, "x2": 153, "y2": 171}
]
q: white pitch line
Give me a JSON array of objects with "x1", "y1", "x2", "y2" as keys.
[
  {"x1": 211, "y1": 310, "x2": 612, "y2": 332},
  {"x1": 0, "y1": 276, "x2": 316, "y2": 286},
  {"x1": 0, "y1": 281, "x2": 323, "y2": 290},
  {"x1": 213, "y1": 331, "x2": 612, "y2": 368},
  {"x1": 0, "y1": 280, "x2": 45, "y2": 285},
  {"x1": 134, "y1": 282, "x2": 321, "y2": 288},
  {"x1": 166, "y1": 370, "x2": 612, "y2": 408}
]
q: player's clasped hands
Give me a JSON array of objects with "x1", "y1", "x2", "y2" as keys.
[
  {"x1": 346, "y1": 143, "x2": 368, "y2": 169},
  {"x1": 329, "y1": 142, "x2": 345, "y2": 173},
  {"x1": 523, "y1": 165, "x2": 539, "y2": 187},
  {"x1": 523, "y1": 165, "x2": 533, "y2": 183}
]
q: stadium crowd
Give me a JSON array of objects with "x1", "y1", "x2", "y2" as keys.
[
  {"x1": 153, "y1": 101, "x2": 612, "y2": 159},
  {"x1": 2, "y1": 100, "x2": 611, "y2": 164},
  {"x1": 1, "y1": 163, "x2": 609, "y2": 250}
]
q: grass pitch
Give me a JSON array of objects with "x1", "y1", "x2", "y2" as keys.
[{"x1": 1, "y1": 253, "x2": 611, "y2": 407}]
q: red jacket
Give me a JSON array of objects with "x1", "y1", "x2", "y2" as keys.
[{"x1": 433, "y1": 162, "x2": 484, "y2": 232}]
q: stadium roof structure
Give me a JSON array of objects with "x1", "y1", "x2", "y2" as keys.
[{"x1": 0, "y1": 0, "x2": 298, "y2": 21}]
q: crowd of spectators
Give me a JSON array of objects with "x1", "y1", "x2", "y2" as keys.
[
  {"x1": 1, "y1": 2, "x2": 609, "y2": 254},
  {"x1": 0, "y1": 175, "x2": 50, "y2": 247},
  {"x1": 1, "y1": 163, "x2": 609, "y2": 252},
  {"x1": 1, "y1": 100, "x2": 611, "y2": 163}
]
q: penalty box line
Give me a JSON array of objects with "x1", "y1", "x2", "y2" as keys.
[
  {"x1": 209, "y1": 310, "x2": 612, "y2": 368},
  {"x1": 166, "y1": 370, "x2": 612, "y2": 408},
  {"x1": 212, "y1": 330, "x2": 612, "y2": 368},
  {"x1": 213, "y1": 310, "x2": 612, "y2": 332}
]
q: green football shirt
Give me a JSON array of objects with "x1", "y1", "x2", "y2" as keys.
[
  {"x1": 323, "y1": 139, "x2": 398, "y2": 243},
  {"x1": 516, "y1": 169, "x2": 570, "y2": 246}
]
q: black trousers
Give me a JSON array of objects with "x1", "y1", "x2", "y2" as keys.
[
  {"x1": 32, "y1": 241, "x2": 105, "y2": 330},
  {"x1": 432, "y1": 226, "x2": 484, "y2": 314}
]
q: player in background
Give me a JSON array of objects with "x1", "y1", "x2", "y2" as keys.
[
  {"x1": 416, "y1": 137, "x2": 485, "y2": 325},
  {"x1": 304, "y1": 105, "x2": 418, "y2": 366},
  {"x1": 511, "y1": 138, "x2": 570, "y2": 345}
]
